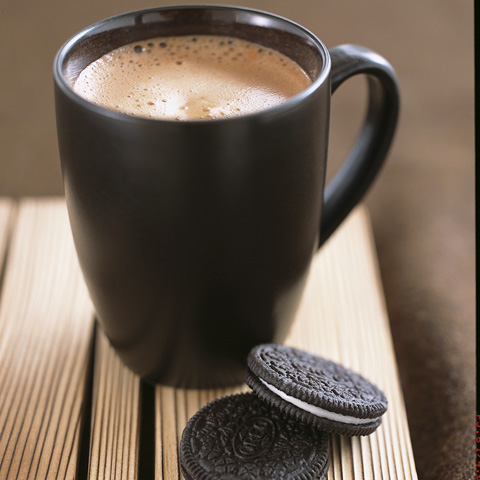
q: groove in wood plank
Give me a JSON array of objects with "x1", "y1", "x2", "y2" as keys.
[
  {"x1": 152, "y1": 206, "x2": 417, "y2": 480},
  {"x1": 0, "y1": 199, "x2": 94, "y2": 480}
]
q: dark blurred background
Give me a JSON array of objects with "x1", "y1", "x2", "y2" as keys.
[{"x1": 0, "y1": 1, "x2": 474, "y2": 478}]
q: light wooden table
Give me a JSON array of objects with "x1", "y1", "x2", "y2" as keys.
[{"x1": 0, "y1": 198, "x2": 417, "y2": 479}]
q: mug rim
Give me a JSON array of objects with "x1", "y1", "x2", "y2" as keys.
[{"x1": 54, "y1": 4, "x2": 331, "y2": 124}]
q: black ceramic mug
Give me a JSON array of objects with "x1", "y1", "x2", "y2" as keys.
[{"x1": 54, "y1": 5, "x2": 399, "y2": 388}]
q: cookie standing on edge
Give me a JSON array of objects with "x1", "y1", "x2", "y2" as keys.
[
  {"x1": 246, "y1": 343, "x2": 388, "y2": 437},
  {"x1": 180, "y1": 393, "x2": 330, "y2": 480}
]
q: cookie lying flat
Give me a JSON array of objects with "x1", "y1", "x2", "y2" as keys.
[
  {"x1": 246, "y1": 344, "x2": 387, "y2": 436},
  {"x1": 180, "y1": 393, "x2": 330, "y2": 480}
]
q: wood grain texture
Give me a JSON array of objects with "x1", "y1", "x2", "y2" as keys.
[
  {"x1": 88, "y1": 329, "x2": 141, "y2": 480},
  {"x1": 0, "y1": 199, "x2": 94, "y2": 479},
  {"x1": 153, "y1": 207, "x2": 418, "y2": 480}
]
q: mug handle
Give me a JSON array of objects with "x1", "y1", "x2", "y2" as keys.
[{"x1": 318, "y1": 44, "x2": 400, "y2": 247}]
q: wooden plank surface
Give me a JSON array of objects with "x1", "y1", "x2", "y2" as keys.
[
  {"x1": 0, "y1": 199, "x2": 417, "y2": 479},
  {"x1": 289, "y1": 208, "x2": 417, "y2": 480},
  {"x1": 88, "y1": 329, "x2": 141, "y2": 480},
  {"x1": 0, "y1": 199, "x2": 94, "y2": 479}
]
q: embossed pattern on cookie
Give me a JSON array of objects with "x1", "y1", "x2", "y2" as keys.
[{"x1": 180, "y1": 393, "x2": 330, "y2": 480}]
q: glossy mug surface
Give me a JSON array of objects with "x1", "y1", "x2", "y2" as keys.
[{"x1": 54, "y1": 5, "x2": 399, "y2": 387}]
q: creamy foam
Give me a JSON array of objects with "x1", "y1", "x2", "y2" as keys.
[{"x1": 73, "y1": 35, "x2": 311, "y2": 120}]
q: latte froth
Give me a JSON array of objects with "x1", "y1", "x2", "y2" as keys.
[{"x1": 73, "y1": 35, "x2": 312, "y2": 120}]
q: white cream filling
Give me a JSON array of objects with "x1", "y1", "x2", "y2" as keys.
[{"x1": 260, "y1": 378, "x2": 379, "y2": 426}]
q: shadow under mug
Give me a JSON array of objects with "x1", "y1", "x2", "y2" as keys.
[{"x1": 54, "y1": 5, "x2": 399, "y2": 388}]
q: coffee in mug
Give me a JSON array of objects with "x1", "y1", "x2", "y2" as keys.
[
  {"x1": 54, "y1": 6, "x2": 399, "y2": 388},
  {"x1": 73, "y1": 35, "x2": 312, "y2": 120}
]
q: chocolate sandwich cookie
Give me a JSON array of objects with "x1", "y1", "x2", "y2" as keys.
[
  {"x1": 246, "y1": 344, "x2": 387, "y2": 436},
  {"x1": 180, "y1": 393, "x2": 330, "y2": 480}
]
